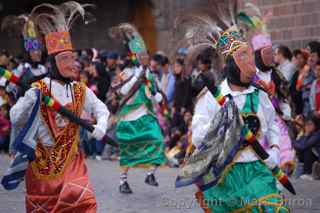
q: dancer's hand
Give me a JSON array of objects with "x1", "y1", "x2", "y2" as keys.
[
  {"x1": 92, "y1": 125, "x2": 105, "y2": 140},
  {"x1": 294, "y1": 114, "x2": 304, "y2": 125},
  {"x1": 154, "y1": 92, "x2": 163, "y2": 103},
  {"x1": 9, "y1": 153, "x2": 16, "y2": 159},
  {"x1": 185, "y1": 143, "x2": 195, "y2": 158},
  {"x1": 264, "y1": 146, "x2": 280, "y2": 169},
  {"x1": 182, "y1": 144, "x2": 196, "y2": 166},
  {"x1": 181, "y1": 107, "x2": 186, "y2": 115},
  {"x1": 134, "y1": 66, "x2": 144, "y2": 78},
  {"x1": 314, "y1": 110, "x2": 320, "y2": 118}
]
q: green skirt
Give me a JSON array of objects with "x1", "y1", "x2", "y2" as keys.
[
  {"x1": 203, "y1": 160, "x2": 289, "y2": 213},
  {"x1": 116, "y1": 114, "x2": 166, "y2": 167}
]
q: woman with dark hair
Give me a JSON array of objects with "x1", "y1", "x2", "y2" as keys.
[
  {"x1": 171, "y1": 58, "x2": 193, "y2": 129},
  {"x1": 290, "y1": 49, "x2": 309, "y2": 115},
  {"x1": 92, "y1": 62, "x2": 111, "y2": 103},
  {"x1": 191, "y1": 55, "x2": 216, "y2": 101},
  {"x1": 81, "y1": 60, "x2": 111, "y2": 104},
  {"x1": 84, "y1": 62, "x2": 111, "y2": 161},
  {"x1": 0, "y1": 50, "x2": 10, "y2": 69},
  {"x1": 274, "y1": 45, "x2": 296, "y2": 82}
]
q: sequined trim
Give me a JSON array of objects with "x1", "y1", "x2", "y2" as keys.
[
  {"x1": 215, "y1": 146, "x2": 250, "y2": 186},
  {"x1": 31, "y1": 80, "x2": 86, "y2": 180}
]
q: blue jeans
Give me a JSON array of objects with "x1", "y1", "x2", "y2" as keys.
[
  {"x1": 95, "y1": 139, "x2": 106, "y2": 156},
  {"x1": 79, "y1": 128, "x2": 105, "y2": 156}
]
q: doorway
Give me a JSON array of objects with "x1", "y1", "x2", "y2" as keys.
[{"x1": 130, "y1": 0, "x2": 157, "y2": 54}]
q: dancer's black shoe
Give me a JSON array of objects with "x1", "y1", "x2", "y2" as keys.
[
  {"x1": 119, "y1": 181, "x2": 133, "y2": 194},
  {"x1": 145, "y1": 174, "x2": 159, "y2": 187}
]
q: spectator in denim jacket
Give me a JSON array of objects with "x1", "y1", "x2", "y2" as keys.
[{"x1": 293, "y1": 114, "x2": 320, "y2": 180}]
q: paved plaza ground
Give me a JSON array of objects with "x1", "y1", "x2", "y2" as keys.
[{"x1": 0, "y1": 155, "x2": 319, "y2": 213}]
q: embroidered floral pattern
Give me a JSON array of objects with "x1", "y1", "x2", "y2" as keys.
[{"x1": 31, "y1": 80, "x2": 86, "y2": 179}]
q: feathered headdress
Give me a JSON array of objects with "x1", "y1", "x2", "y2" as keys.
[
  {"x1": 109, "y1": 23, "x2": 147, "y2": 65},
  {"x1": 1, "y1": 15, "x2": 42, "y2": 52},
  {"x1": 237, "y1": 2, "x2": 272, "y2": 51},
  {"x1": 30, "y1": 1, "x2": 95, "y2": 55},
  {"x1": 173, "y1": 0, "x2": 247, "y2": 60}
]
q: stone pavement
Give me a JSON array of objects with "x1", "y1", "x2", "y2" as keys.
[{"x1": 0, "y1": 155, "x2": 319, "y2": 213}]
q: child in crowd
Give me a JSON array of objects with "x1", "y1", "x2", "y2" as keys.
[
  {"x1": 0, "y1": 104, "x2": 10, "y2": 153},
  {"x1": 166, "y1": 111, "x2": 192, "y2": 167},
  {"x1": 293, "y1": 114, "x2": 320, "y2": 180},
  {"x1": 0, "y1": 86, "x2": 10, "y2": 153}
]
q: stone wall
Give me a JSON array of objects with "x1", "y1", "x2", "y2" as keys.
[
  {"x1": 2, "y1": 0, "x2": 318, "y2": 54},
  {"x1": 151, "y1": 0, "x2": 211, "y2": 54},
  {"x1": 238, "y1": 0, "x2": 320, "y2": 49}
]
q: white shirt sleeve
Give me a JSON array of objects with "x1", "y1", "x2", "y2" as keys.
[
  {"x1": 6, "y1": 65, "x2": 24, "y2": 94},
  {"x1": 83, "y1": 87, "x2": 109, "y2": 134},
  {"x1": 279, "y1": 102, "x2": 292, "y2": 120},
  {"x1": 120, "y1": 76, "x2": 138, "y2": 95},
  {"x1": 119, "y1": 67, "x2": 144, "y2": 96},
  {"x1": 10, "y1": 88, "x2": 39, "y2": 125},
  {"x1": 310, "y1": 80, "x2": 317, "y2": 111},
  {"x1": 192, "y1": 90, "x2": 219, "y2": 148},
  {"x1": 261, "y1": 92, "x2": 280, "y2": 147}
]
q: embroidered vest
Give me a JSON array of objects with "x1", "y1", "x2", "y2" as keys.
[{"x1": 30, "y1": 80, "x2": 86, "y2": 180}]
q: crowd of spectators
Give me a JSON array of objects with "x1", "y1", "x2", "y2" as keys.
[{"x1": 1, "y1": 41, "x2": 320, "y2": 180}]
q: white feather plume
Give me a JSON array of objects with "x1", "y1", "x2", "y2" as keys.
[{"x1": 30, "y1": 1, "x2": 94, "y2": 35}]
